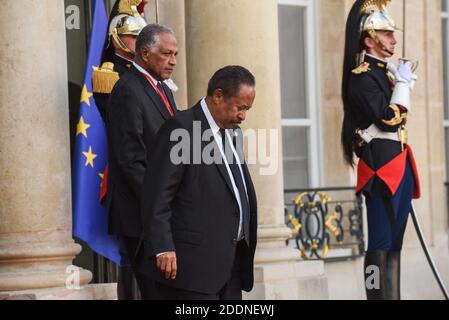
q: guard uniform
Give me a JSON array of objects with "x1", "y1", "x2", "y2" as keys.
[{"x1": 341, "y1": 0, "x2": 420, "y2": 300}]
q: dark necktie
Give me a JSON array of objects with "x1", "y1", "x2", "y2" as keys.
[
  {"x1": 157, "y1": 81, "x2": 165, "y2": 95},
  {"x1": 220, "y1": 128, "x2": 250, "y2": 245},
  {"x1": 157, "y1": 81, "x2": 174, "y2": 117}
]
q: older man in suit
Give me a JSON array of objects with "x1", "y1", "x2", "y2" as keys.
[
  {"x1": 139, "y1": 66, "x2": 258, "y2": 300},
  {"x1": 106, "y1": 23, "x2": 178, "y2": 299}
]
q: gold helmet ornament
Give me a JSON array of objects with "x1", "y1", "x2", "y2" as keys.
[
  {"x1": 359, "y1": 0, "x2": 397, "y2": 42},
  {"x1": 109, "y1": 0, "x2": 147, "y2": 54}
]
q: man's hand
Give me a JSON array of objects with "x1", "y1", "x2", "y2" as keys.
[{"x1": 156, "y1": 252, "x2": 177, "y2": 280}]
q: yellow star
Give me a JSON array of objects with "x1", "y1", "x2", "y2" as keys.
[
  {"x1": 76, "y1": 116, "x2": 91, "y2": 138},
  {"x1": 99, "y1": 173, "x2": 104, "y2": 180},
  {"x1": 80, "y1": 84, "x2": 93, "y2": 106},
  {"x1": 83, "y1": 146, "x2": 97, "y2": 168}
]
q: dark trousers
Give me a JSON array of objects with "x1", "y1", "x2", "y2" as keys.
[
  {"x1": 365, "y1": 159, "x2": 414, "y2": 251},
  {"x1": 117, "y1": 237, "x2": 140, "y2": 300},
  {"x1": 149, "y1": 240, "x2": 247, "y2": 300},
  {"x1": 121, "y1": 236, "x2": 155, "y2": 300},
  {"x1": 117, "y1": 265, "x2": 138, "y2": 300},
  {"x1": 363, "y1": 158, "x2": 414, "y2": 300}
]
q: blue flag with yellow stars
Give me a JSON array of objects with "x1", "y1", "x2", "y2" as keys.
[{"x1": 72, "y1": 0, "x2": 122, "y2": 265}]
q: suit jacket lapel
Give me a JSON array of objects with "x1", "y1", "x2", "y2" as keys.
[
  {"x1": 192, "y1": 104, "x2": 236, "y2": 198},
  {"x1": 130, "y1": 66, "x2": 171, "y2": 120},
  {"x1": 241, "y1": 162, "x2": 257, "y2": 213}
]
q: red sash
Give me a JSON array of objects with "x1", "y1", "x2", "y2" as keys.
[
  {"x1": 141, "y1": 73, "x2": 174, "y2": 117},
  {"x1": 356, "y1": 145, "x2": 421, "y2": 199},
  {"x1": 100, "y1": 165, "x2": 108, "y2": 202}
]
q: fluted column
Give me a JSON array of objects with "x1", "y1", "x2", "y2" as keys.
[
  {"x1": 0, "y1": 0, "x2": 91, "y2": 297},
  {"x1": 185, "y1": 0, "x2": 327, "y2": 299}
]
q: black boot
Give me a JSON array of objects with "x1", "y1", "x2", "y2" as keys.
[
  {"x1": 364, "y1": 251, "x2": 388, "y2": 300},
  {"x1": 386, "y1": 251, "x2": 401, "y2": 300}
]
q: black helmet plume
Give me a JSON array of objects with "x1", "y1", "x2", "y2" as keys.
[{"x1": 341, "y1": 0, "x2": 366, "y2": 167}]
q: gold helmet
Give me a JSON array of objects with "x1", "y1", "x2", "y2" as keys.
[
  {"x1": 359, "y1": 0, "x2": 397, "y2": 41},
  {"x1": 109, "y1": 0, "x2": 147, "y2": 54}
]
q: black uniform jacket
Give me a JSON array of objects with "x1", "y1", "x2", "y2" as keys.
[{"x1": 347, "y1": 55, "x2": 420, "y2": 199}]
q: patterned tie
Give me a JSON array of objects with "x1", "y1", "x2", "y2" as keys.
[{"x1": 220, "y1": 128, "x2": 250, "y2": 245}]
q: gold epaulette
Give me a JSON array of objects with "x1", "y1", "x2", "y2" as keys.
[
  {"x1": 352, "y1": 62, "x2": 371, "y2": 75},
  {"x1": 92, "y1": 62, "x2": 120, "y2": 94}
]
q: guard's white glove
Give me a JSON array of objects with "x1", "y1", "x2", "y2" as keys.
[
  {"x1": 398, "y1": 60, "x2": 418, "y2": 90},
  {"x1": 397, "y1": 60, "x2": 413, "y2": 82},
  {"x1": 388, "y1": 61, "x2": 418, "y2": 90},
  {"x1": 388, "y1": 60, "x2": 418, "y2": 112}
]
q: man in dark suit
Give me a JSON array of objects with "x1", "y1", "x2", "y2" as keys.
[
  {"x1": 92, "y1": 0, "x2": 147, "y2": 300},
  {"x1": 106, "y1": 23, "x2": 178, "y2": 298},
  {"x1": 139, "y1": 66, "x2": 258, "y2": 300}
]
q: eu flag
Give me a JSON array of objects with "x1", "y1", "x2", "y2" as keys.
[{"x1": 72, "y1": 0, "x2": 122, "y2": 265}]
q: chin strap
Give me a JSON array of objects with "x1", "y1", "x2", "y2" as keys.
[
  {"x1": 381, "y1": 46, "x2": 394, "y2": 56},
  {"x1": 367, "y1": 28, "x2": 395, "y2": 57},
  {"x1": 112, "y1": 30, "x2": 135, "y2": 55},
  {"x1": 376, "y1": 37, "x2": 394, "y2": 57}
]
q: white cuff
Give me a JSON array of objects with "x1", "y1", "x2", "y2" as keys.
[
  {"x1": 156, "y1": 252, "x2": 168, "y2": 257},
  {"x1": 391, "y1": 81, "x2": 411, "y2": 111}
]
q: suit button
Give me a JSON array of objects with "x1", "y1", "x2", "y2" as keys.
[{"x1": 232, "y1": 239, "x2": 238, "y2": 246}]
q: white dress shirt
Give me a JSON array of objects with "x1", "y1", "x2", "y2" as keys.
[
  {"x1": 132, "y1": 61, "x2": 178, "y2": 92},
  {"x1": 133, "y1": 62, "x2": 160, "y2": 91},
  {"x1": 201, "y1": 98, "x2": 248, "y2": 240}
]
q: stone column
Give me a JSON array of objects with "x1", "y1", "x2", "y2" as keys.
[
  {"x1": 185, "y1": 0, "x2": 327, "y2": 299},
  {"x1": 0, "y1": 0, "x2": 91, "y2": 299}
]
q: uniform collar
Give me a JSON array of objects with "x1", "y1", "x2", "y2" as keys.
[
  {"x1": 114, "y1": 53, "x2": 134, "y2": 64},
  {"x1": 365, "y1": 54, "x2": 388, "y2": 71}
]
